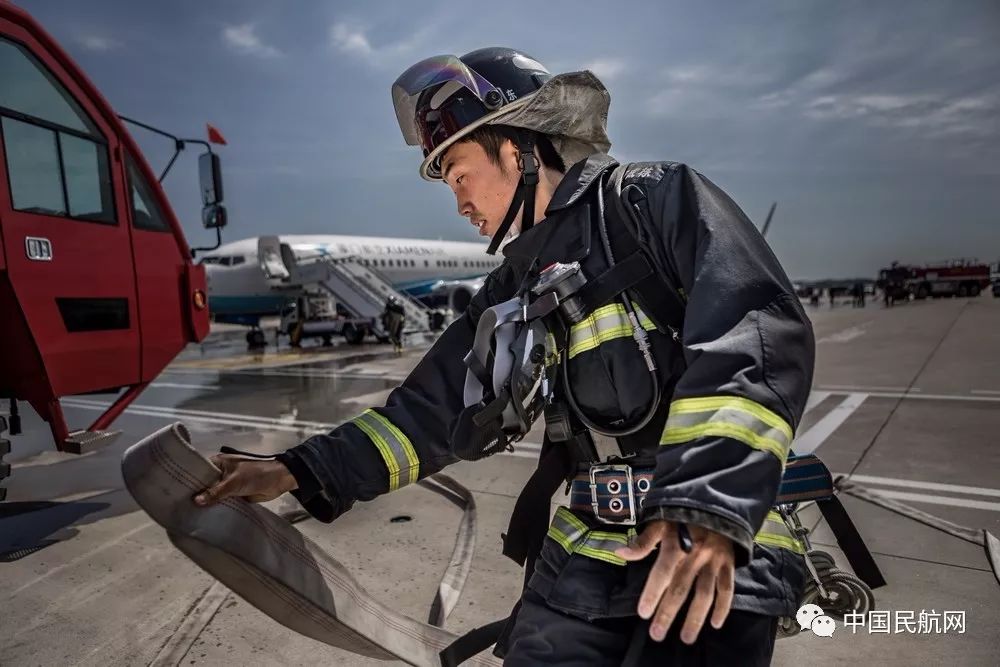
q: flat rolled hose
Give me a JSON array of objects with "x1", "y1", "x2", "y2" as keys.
[{"x1": 121, "y1": 422, "x2": 501, "y2": 667}]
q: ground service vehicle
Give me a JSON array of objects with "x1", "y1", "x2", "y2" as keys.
[
  {"x1": 0, "y1": 1, "x2": 228, "y2": 499},
  {"x1": 908, "y1": 259, "x2": 991, "y2": 299},
  {"x1": 877, "y1": 259, "x2": 991, "y2": 301}
]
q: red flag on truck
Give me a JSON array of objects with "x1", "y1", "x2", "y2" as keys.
[{"x1": 206, "y1": 124, "x2": 227, "y2": 145}]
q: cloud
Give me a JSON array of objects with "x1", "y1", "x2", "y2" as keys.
[
  {"x1": 77, "y1": 34, "x2": 121, "y2": 52},
  {"x1": 328, "y1": 21, "x2": 433, "y2": 69},
  {"x1": 222, "y1": 24, "x2": 282, "y2": 59},
  {"x1": 330, "y1": 23, "x2": 373, "y2": 57},
  {"x1": 803, "y1": 91, "x2": 999, "y2": 138},
  {"x1": 581, "y1": 57, "x2": 626, "y2": 81}
]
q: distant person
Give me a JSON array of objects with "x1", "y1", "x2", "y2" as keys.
[
  {"x1": 829, "y1": 288, "x2": 835, "y2": 307},
  {"x1": 810, "y1": 288, "x2": 820, "y2": 307},
  {"x1": 382, "y1": 296, "x2": 406, "y2": 354}
]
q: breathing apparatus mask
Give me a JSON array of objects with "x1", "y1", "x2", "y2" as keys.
[{"x1": 453, "y1": 261, "x2": 588, "y2": 460}]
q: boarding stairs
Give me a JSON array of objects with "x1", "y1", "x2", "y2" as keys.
[{"x1": 257, "y1": 236, "x2": 432, "y2": 334}]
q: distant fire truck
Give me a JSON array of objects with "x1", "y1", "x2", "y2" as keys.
[
  {"x1": 1, "y1": 1, "x2": 229, "y2": 499},
  {"x1": 877, "y1": 259, "x2": 991, "y2": 301}
]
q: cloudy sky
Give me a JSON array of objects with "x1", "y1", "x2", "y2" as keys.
[{"x1": 14, "y1": 0, "x2": 999, "y2": 279}]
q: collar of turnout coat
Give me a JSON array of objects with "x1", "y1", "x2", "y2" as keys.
[{"x1": 501, "y1": 153, "x2": 618, "y2": 267}]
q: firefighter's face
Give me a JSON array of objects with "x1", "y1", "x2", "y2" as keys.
[{"x1": 441, "y1": 139, "x2": 522, "y2": 240}]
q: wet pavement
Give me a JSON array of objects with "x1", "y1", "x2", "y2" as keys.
[{"x1": 2, "y1": 297, "x2": 999, "y2": 665}]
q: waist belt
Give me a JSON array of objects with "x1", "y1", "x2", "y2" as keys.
[
  {"x1": 567, "y1": 455, "x2": 885, "y2": 591},
  {"x1": 569, "y1": 463, "x2": 655, "y2": 525}
]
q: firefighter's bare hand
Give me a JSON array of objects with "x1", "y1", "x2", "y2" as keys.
[
  {"x1": 193, "y1": 454, "x2": 298, "y2": 506},
  {"x1": 616, "y1": 519, "x2": 735, "y2": 644}
]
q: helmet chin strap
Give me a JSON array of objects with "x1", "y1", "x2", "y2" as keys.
[{"x1": 486, "y1": 132, "x2": 538, "y2": 255}]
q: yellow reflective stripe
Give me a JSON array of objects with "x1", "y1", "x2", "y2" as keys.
[
  {"x1": 553, "y1": 506, "x2": 589, "y2": 538},
  {"x1": 548, "y1": 508, "x2": 636, "y2": 566},
  {"x1": 352, "y1": 415, "x2": 400, "y2": 491},
  {"x1": 368, "y1": 410, "x2": 420, "y2": 475},
  {"x1": 754, "y1": 510, "x2": 806, "y2": 554},
  {"x1": 351, "y1": 409, "x2": 418, "y2": 492},
  {"x1": 576, "y1": 545, "x2": 626, "y2": 565},
  {"x1": 568, "y1": 303, "x2": 656, "y2": 359},
  {"x1": 551, "y1": 508, "x2": 805, "y2": 563},
  {"x1": 660, "y1": 396, "x2": 793, "y2": 464},
  {"x1": 667, "y1": 396, "x2": 793, "y2": 441},
  {"x1": 546, "y1": 525, "x2": 576, "y2": 553},
  {"x1": 545, "y1": 332, "x2": 559, "y2": 367}
]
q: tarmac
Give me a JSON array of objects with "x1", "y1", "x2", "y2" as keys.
[{"x1": 2, "y1": 295, "x2": 999, "y2": 666}]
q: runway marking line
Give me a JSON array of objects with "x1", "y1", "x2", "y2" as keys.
[
  {"x1": 149, "y1": 382, "x2": 219, "y2": 391},
  {"x1": 842, "y1": 473, "x2": 1000, "y2": 499},
  {"x1": 7, "y1": 520, "x2": 155, "y2": 598},
  {"x1": 852, "y1": 488, "x2": 1000, "y2": 513},
  {"x1": 792, "y1": 393, "x2": 868, "y2": 454}
]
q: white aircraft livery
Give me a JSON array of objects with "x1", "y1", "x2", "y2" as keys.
[{"x1": 202, "y1": 234, "x2": 500, "y2": 325}]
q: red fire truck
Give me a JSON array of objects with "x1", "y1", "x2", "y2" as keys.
[
  {"x1": 1, "y1": 1, "x2": 228, "y2": 499},
  {"x1": 877, "y1": 259, "x2": 991, "y2": 301}
]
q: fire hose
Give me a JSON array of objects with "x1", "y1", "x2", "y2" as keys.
[{"x1": 122, "y1": 422, "x2": 501, "y2": 667}]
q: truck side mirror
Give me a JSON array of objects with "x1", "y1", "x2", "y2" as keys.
[
  {"x1": 202, "y1": 203, "x2": 227, "y2": 229},
  {"x1": 199, "y1": 151, "x2": 224, "y2": 206}
]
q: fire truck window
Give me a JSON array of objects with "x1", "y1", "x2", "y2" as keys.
[
  {"x1": 1, "y1": 117, "x2": 65, "y2": 215},
  {"x1": 0, "y1": 37, "x2": 96, "y2": 135},
  {"x1": 126, "y1": 155, "x2": 170, "y2": 232},
  {"x1": 62, "y1": 133, "x2": 114, "y2": 223}
]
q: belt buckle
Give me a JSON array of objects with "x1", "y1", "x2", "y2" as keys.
[{"x1": 589, "y1": 463, "x2": 636, "y2": 525}]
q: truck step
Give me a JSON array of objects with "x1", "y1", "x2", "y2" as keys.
[{"x1": 64, "y1": 429, "x2": 122, "y2": 455}]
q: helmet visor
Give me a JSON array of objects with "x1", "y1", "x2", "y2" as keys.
[{"x1": 392, "y1": 54, "x2": 504, "y2": 153}]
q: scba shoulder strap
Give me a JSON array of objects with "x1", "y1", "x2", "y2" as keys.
[{"x1": 570, "y1": 163, "x2": 687, "y2": 338}]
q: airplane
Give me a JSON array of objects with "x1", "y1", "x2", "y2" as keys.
[{"x1": 202, "y1": 234, "x2": 499, "y2": 329}]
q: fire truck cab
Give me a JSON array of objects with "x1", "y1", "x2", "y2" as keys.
[{"x1": 1, "y1": 1, "x2": 224, "y2": 495}]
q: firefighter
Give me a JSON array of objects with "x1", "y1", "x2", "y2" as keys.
[
  {"x1": 382, "y1": 295, "x2": 406, "y2": 354},
  {"x1": 195, "y1": 48, "x2": 815, "y2": 666}
]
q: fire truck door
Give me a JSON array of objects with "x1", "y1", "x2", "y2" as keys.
[{"x1": 0, "y1": 30, "x2": 140, "y2": 397}]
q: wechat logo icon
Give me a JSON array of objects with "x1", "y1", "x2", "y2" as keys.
[{"x1": 797, "y1": 603, "x2": 836, "y2": 637}]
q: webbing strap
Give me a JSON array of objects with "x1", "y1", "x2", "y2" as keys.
[
  {"x1": 500, "y1": 441, "x2": 574, "y2": 566},
  {"x1": 603, "y1": 164, "x2": 687, "y2": 335},
  {"x1": 438, "y1": 617, "x2": 510, "y2": 667},
  {"x1": 816, "y1": 495, "x2": 887, "y2": 589},
  {"x1": 571, "y1": 251, "x2": 654, "y2": 315}
]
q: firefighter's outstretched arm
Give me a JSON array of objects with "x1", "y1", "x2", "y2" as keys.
[
  {"x1": 620, "y1": 164, "x2": 816, "y2": 637},
  {"x1": 195, "y1": 296, "x2": 485, "y2": 522}
]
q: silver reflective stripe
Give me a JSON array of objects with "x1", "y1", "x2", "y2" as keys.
[
  {"x1": 568, "y1": 303, "x2": 655, "y2": 359},
  {"x1": 352, "y1": 409, "x2": 419, "y2": 492},
  {"x1": 661, "y1": 396, "x2": 793, "y2": 464},
  {"x1": 754, "y1": 510, "x2": 806, "y2": 554},
  {"x1": 547, "y1": 507, "x2": 635, "y2": 566}
]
